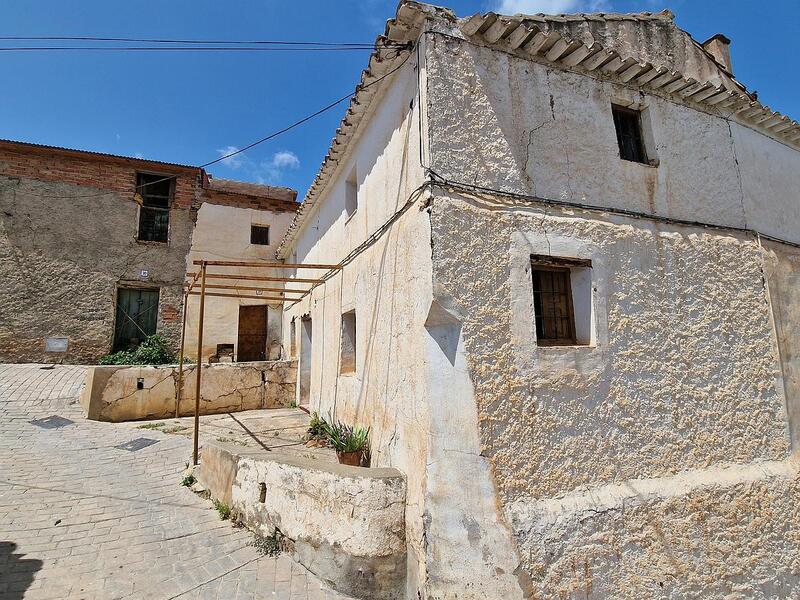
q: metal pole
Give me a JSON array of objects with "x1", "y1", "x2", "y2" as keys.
[
  {"x1": 192, "y1": 262, "x2": 207, "y2": 466},
  {"x1": 176, "y1": 292, "x2": 188, "y2": 419}
]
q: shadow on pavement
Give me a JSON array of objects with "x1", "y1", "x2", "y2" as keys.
[{"x1": 0, "y1": 541, "x2": 43, "y2": 598}]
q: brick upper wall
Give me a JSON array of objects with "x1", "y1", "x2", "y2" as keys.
[{"x1": 0, "y1": 143, "x2": 200, "y2": 209}]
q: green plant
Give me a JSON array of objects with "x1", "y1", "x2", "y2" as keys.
[
  {"x1": 307, "y1": 412, "x2": 329, "y2": 440},
  {"x1": 137, "y1": 422, "x2": 165, "y2": 430},
  {"x1": 213, "y1": 499, "x2": 231, "y2": 520},
  {"x1": 249, "y1": 530, "x2": 283, "y2": 557},
  {"x1": 326, "y1": 422, "x2": 370, "y2": 454},
  {"x1": 289, "y1": 400, "x2": 298, "y2": 408},
  {"x1": 181, "y1": 474, "x2": 196, "y2": 487},
  {"x1": 98, "y1": 334, "x2": 177, "y2": 366}
]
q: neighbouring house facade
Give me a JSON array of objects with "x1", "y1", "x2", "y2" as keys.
[
  {"x1": 278, "y1": 2, "x2": 800, "y2": 599},
  {"x1": 0, "y1": 139, "x2": 297, "y2": 364}
]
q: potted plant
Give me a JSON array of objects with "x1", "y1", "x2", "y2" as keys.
[{"x1": 327, "y1": 422, "x2": 370, "y2": 466}]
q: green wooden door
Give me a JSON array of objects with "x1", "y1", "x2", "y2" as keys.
[{"x1": 113, "y1": 288, "x2": 160, "y2": 351}]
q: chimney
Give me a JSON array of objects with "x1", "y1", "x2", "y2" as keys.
[{"x1": 702, "y1": 34, "x2": 732, "y2": 74}]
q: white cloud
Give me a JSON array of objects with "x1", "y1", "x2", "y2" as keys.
[
  {"x1": 216, "y1": 145, "x2": 244, "y2": 169},
  {"x1": 259, "y1": 151, "x2": 300, "y2": 183},
  {"x1": 270, "y1": 150, "x2": 300, "y2": 170},
  {"x1": 492, "y1": 0, "x2": 611, "y2": 14},
  {"x1": 214, "y1": 146, "x2": 299, "y2": 183}
]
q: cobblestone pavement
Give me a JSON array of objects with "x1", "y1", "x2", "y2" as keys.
[{"x1": 0, "y1": 364, "x2": 351, "y2": 600}]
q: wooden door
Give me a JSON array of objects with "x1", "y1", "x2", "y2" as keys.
[
  {"x1": 113, "y1": 288, "x2": 159, "y2": 351},
  {"x1": 237, "y1": 305, "x2": 268, "y2": 362}
]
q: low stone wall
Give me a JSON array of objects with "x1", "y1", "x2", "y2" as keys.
[
  {"x1": 198, "y1": 442, "x2": 407, "y2": 600},
  {"x1": 79, "y1": 361, "x2": 296, "y2": 422}
]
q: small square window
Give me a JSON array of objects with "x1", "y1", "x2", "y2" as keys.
[
  {"x1": 250, "y1": 225, "x2": 270, "y2": 245},
  {"x1": 340, "y1": 310, "x2": 356, "y2": 374},
  {"x1": 612, "y1": 105, "x2": 648, "y2": 164},
  {"x1": 531, "y1": 255, "x2": 592, "y2": 347}
]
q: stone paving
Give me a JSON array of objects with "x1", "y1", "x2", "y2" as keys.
[{"x1": 0, "y1": 364, "x2": 351, "y2": 600}]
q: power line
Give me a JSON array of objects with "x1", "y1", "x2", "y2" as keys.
[
  {"x1": 0, "y1": 36, "x2": 405, "y2": 46},
  {"x1": 2, "y1": 43, "x2": 415, "y2": 200},
  {"x1": 0, "y1": 46, "x2": 398, "y2": 53}
]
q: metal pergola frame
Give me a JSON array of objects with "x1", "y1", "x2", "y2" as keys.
[{"x1": 179, "y1": 259, "x2": 341, "y2": 465}]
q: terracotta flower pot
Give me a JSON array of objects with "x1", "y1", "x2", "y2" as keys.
[{"x1": 337, "y1": 450, "x2": 362, "y2": 466}]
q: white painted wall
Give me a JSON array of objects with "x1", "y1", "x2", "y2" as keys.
[
  {"x1": 184, "y1": 203, "x2": 294, "y2": 361},
  {"x1": 280, "y1": 58, "x2": 434, "y2": 597},
  {"x1": 279, "y1": 14, "x2": 800, "y2": 600}
]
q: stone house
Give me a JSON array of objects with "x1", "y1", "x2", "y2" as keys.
[
  {"x1": 277, "y1": 2, "x2": 800, "y2": 598},
  {"x1": 0, "y1": 139, "x2": 297, "y2": 364}
]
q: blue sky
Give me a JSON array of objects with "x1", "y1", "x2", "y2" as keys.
[{"x1": 0, "y1": 0, "x2": 797, "y2": 197}]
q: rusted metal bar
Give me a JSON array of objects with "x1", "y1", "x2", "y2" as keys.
[
  {"x1": 185, "y1": 269, "x2": 202, "y2": 293},
  {"x1": 185, "y1": 272, "x2": 322, "y2": 284},
  {"x1": 183, "y1": 283, "x2": 307, "y2": 295},
  {"x1": 187, "y1": 291, "x2": 286, "y2": 301},
  {"x1": 192, "y1": 260, "x2": 341, "y2": 269},
  {"x1": 175, "y1": 292, "x2": 188, "y2": 419},
  {"x1": 192, "y1": 262, "x2": 207, "y2": 467}
]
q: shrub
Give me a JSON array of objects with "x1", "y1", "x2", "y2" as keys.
[
  {"x1": 326, "y1": 422, "x2": 370, "y2": 454},
  {"x1": 98, "y1": 334, "x2": 177, "y2": 365},
  {"x1": 213, "y1": 499, "x2": 231, "y2": 520},
  {"x1": 307, "y1": 412, "x2": 329, "y2": 440}
]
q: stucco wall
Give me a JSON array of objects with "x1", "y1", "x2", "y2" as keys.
[
  {"x1": 0, "y1": 173, "x2": 192, "y2": 363},
  {"x1": 80, "y1": 360, "x2": 296, "y2": 421},
  {"x1": 427, "y1": 191, "x2": 797, "y2": 598},
  {"x1": 184, "y1": 202, "x2": 294, "y2": 361},
  {"x1": 281, "y1": 57, "x2": 434, "y2": 597},
  {"x1": 424, "y1": 32, "x2": 800, "y2": 245}
]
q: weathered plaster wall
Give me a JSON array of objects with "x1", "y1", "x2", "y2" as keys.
[
  {"x1": 80, "y1": 360, "x2": 296, "y2": 421},
  {"x1": 424, "y1": 32, "x2": 800, "y2": 245},
  {"x1": 184, "y1": 203, "x2": 294, "y2": 361},
  {"x1": 0, "y1": 173, "x2": 192, "y2": 363},
  {"x1": 281, "y1": 58, "x2": 434, "y2": 597},
  {"x1": 428, "y1": 191, "x2": 796, "y2": 597}
]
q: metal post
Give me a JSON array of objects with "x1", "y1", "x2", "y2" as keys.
[
  {"x1": 192, "y1": 262, "x2": 207, "y2": 466},
  {"x1": 175, "y1": 292, "x2": 188, "y2": 419}
]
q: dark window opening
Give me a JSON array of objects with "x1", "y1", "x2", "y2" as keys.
[
  {"x1": 251, "y1": 225, "x2": 270, "y2": 245},
  {"x1": 340, "y1": 310, "x2": 356, "y2": 374},
  {"x1": 612, "y1": 105, "x2": 647, "y2": 164},
  {"x1": 136, "y1": 173, "x2": 173, "y2": 242},
  {"x1": 531, "y1": 264, "x2": 576, "y2": 346}
]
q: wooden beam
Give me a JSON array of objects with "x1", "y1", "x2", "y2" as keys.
[
  {"x1": 192, "y1": 260, "x2": 341, "y2": 269},
  {"x1": 187, "y1": 291, "x2": 286, "y2": 301},
  {"x1": 186, "y1": 272, "x2": 322, "y2": 284},
  {"x1": 185, "y1": 269, "x2": 202, "y2": 293},
  {"x1": 184, "y1": 283, "x2": 306, "y2": 295}
]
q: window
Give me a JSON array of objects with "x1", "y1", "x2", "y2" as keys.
[
  {"x1": 290, "y1": 318, "x2": 297, "y2": 358},
  {"x1": 251, "y1": 225, "x2": 270, "y2": 245},
  {"x1": 612, "y1": 105, "x2": 648, "y2": 164},
  {"x1": 531, "y1": 255, "x2": 592, "y2": 347},
  {"x1": 340, "y1": 310, "x2": 356, "y2": 374},
  {"x1": 136, "y1": 173, "x2": 173, "y2": 242},
  {"x1": 345, "y1": 166, "x2": 358, "y2": 218}
]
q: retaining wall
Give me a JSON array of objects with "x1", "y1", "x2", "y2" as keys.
[
  {"x1": 198, "y1": 442, "x2": 407, "y2": 600},
  {"x1": 79, "y1": 360, "x2": 296, "y2": 421}
]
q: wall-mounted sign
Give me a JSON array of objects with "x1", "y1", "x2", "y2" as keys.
[
  {"x1": 139, "y1": 269, "x2": 150, "y2": 279},
  {"x1": 44, "y1": 337, "x2": 68, "y2": 353}
]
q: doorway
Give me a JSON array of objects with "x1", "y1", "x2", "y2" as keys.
[
  {"x1": 113, "y1": 288, "x2": 159, "y2": 351},
  {"x1": 299, "y1": 315, "x2": 313, "y2": 408},
  {"x1": 237, "y1": 305, "x2": 268, "y2": 362}
]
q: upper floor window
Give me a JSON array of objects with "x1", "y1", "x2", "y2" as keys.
[
  {"x1": 250, "y1": 225, "x2": 270, "y2": 245},
  {"x1": 340, "y1": 309, "x2": 357, "y2": 374},
  {"x1": 531, "y1": 255, "x2": 592, "y2": 347},
  {"x1": 345, "y1": 166, "x2": 358, "y2": 219},
  {"x1": 612, "y1": 105, "x2": 648, "y2": 164},
  {"x1": 136, "y1": 173, "x2": 173, "y2": 243}
]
